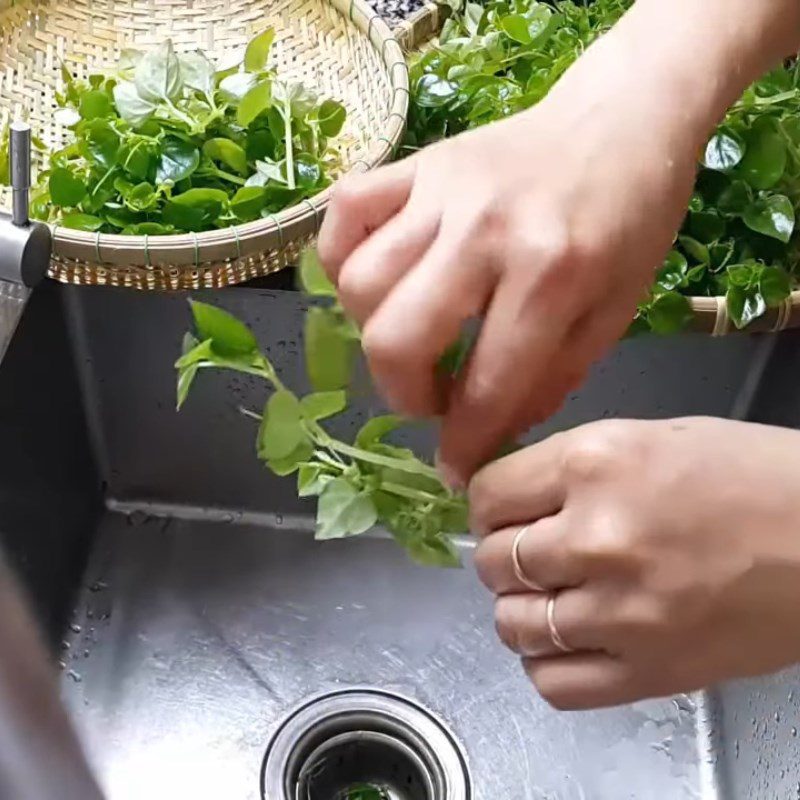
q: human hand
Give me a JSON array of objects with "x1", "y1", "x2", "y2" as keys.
[
  {"x1": 469, "y1": 416, "x2": 800, "y2": 709},
  {"x1": 318, "y1": 25, "x2": 703, "y2": 487}
]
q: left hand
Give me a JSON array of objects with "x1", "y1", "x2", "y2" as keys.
[{"x1": 469, "y1": 416, "x2": 800, "y2": 709}]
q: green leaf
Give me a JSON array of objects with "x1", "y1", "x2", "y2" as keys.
[
  {"x1": 647, "y1": 291, "x2": 693, "y2": 335},
  {"x1": 165, "y1": 187, "x2": 228, "y2": 231},
  {"x1": 203, "y1": 138, "x2": 249, "y2": 175},
  {"x1": 686, "y1": 211, "x2": 725, "y2": 244},
  {"x1": 120, "y1": 181, "x2": 158, "y2": 211},
  {"x1": 61, "y1": 213, "x2": 104, "y2": 231},
  {"x1": 230, "y1": 186, "x2": 267, "y2": 221},
  {"x1": 189, "y1": 300, "x2": 259, "y2": 357},
  {"x1": 703, "y1": 127, "x2": 745, "y2": 172},
  {"x1": 500, "y1": 14, "x2": 531, "y2": 43},
  {"x1": 716, "y1": 180, "x2": 751, "y2": 216},
  {"x1": 299, "y1": 248, "x2": 336, "y2": 297},
  {"x1": 49, "y1": 168, "x2": 87, "y2": 206},
  {"x1": 304, "y1": 306, "x2": 357, "y2": 392},
  {"x1": 244, "y1": 28, "x2": 276, "y2": 72},
  {"x1": 759, "y1": 265, "x2": 791, "y2": 307},
  {"x1": 180, "y1": 51, "x2": 216, "y2": 95},
  {"x1": 316, "y1": 478, "x2": 378, "y2": 539},
  {"x1": 176, "y1": 363, "x2": 199, "y2": 409},
  {"x1": 727, "y1": 284, "x2": 766, "y2": 329},
  {"x1": 678, "y1": 235, "x2": 710, "y2": 265},
  {"x1": 300, "y1": 391, "x2": 347, "y2": 421},
  {"x1": 267, "y1": 439, "x2": 314, "y2": 476},
  {"x1": 135, "y1": 40, "x2": 183, "y2": 103},
  {"x1": 258, "y1": 390, "x2": 305, "y2": 460},
  {"x1": 79, "y1": 90, "x2": 113, "y2": 120},
  {"x1": 298, "y1": 464, "x2": 335, "y2": 497},
  {"x1": 738, "y1": 119, "x2": 788, "y2": 190},
  {"x1": 237, "y1": 80, "x2": 273, "y2": 127},
  {"x1": 355, "y1": 415, "x2": 403, "y2": 449},
  {"x1": 81, "y1": 119, "x2": 120, "y2": 167},
  {"x1": 156, "y1": 139, "x2": 200, "y2": 185},
  {"x1": 219, "y1": 72, "x2": 257, "y2": 103},
  {"x1": 743, "y1": 195, "x2": 795, "y2": 243},
  {"x1": 113, "y1": 81, "x2": 156, "y2": 126},
  {"x1": 317, "y1": 99, "x2": 346, "y2": 137},
  {"x1": 656, "y1": 250, "x2": 688, "y2": 290},
  {"x1": 407, "y1": 534, "x2": 461, "y2": 568},
  {"x1": 415, "y1": 74, "x2": 459, "y2": 108}
]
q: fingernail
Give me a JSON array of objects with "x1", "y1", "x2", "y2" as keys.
[{"x1": 435, "y1": 450, "x2": 465, "y2": 492}]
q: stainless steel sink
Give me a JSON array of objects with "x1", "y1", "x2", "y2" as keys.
[{"x1": 3, "y1": 281, "x2": 800, "y2": 799}]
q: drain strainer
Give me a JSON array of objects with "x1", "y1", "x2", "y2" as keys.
[{"x1": 261, "y1": 688, "x2": 471, "y2": 800}]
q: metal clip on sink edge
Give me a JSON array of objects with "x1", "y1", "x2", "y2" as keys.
[{"x1": 0, "y1": 122, "x2": 51, "y2": 288}]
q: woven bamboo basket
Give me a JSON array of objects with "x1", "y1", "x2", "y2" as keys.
[
  {"x1": 0, "y1": 0, "x2": 408, "y2": 290},
  {"x1": 396, "y1": 2, "x2": 800, "y2": 336}
]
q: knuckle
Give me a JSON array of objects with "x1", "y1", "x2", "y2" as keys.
[
  {"x1": 494, "y1": 598, "x2": 521, "y2": 654},
  {"x1": 336, "y1": 263, "x2": 369, "y2": 310},
  {"x1": 561, "y1": 421, "x2": 640, "y2": 483},
  {"x1": 473, "y1": 540, "x2": 497, "y2": 589},
  {"x1": 361, "y1": 321, "x2": 406, "y2": 370},
  {"x1": 332, "y1": 173, "x2": 371, "y2": 213},
  {"x1": 572, "y1": 508, "x2": 639, "y2": 567}
]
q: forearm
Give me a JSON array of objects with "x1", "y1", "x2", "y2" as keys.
[{"x1": 544, "y1": 0, "x2": 800, "y2": 157}]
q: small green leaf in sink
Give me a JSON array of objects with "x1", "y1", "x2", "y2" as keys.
[{"x1": 176, "y1": 261, "x2": 469, "y2": 568}]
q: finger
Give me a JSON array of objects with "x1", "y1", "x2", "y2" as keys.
[
  {"x1": 468, "y1": 435, "x2": 569, "y2": 535},
  {"x1": 336, "y1": 200, "x2": 439, "y2": 326},
  {"x1": 474, "y1": 516, "x2": 583, "y2": 595},
  {"x1": 523, "y1": 653, "x2": 641, "y2": 710},
  {"x1": 439, "y1": 268, "x2": 579, "y2": 485},
  {"x1": 494, "y1": 589, "x2": 605, "y2": 658},
  {"x1": 317, "y1": 159, "x2": 417, "y2": 281},
  {"x1": 361, "y1": 229, "x2": 496, "y2": 418}
]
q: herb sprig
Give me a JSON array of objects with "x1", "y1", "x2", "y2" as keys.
[
  {"x1": 6, "y1": 31, "x2": 348, "y2": 234},
  {"x1": 406, "y1": 0, "x2": 800, "y2": 332},
  {"x1": 176, "y1": 251, "x2": 468, "y2": 568}
]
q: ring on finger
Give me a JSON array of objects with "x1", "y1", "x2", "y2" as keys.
[
  {"x1": 546, "y1": 592, "x2": 574, "y2": 654},
  {"x1": 512, "y1": 525, "x2": 545, "y2": 592}
]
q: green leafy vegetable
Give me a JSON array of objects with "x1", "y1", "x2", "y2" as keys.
[
  {"x1": 176, "y1": 283, "x2": 467, "y2": 568},
  {"x1": 9, "y1": 30, "x2": 347, "y2": 234},
  {"x1": 405, "y1": 0, "x2": 800, "y2": 332}
]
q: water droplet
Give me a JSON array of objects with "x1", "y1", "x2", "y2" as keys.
[
  {"x1": 89, "y1": 580, "x2": 108, "y2": 593},
  {"x1": 791, "y1": 727, "x2": 797, "y2": 738},
  {"x1": 69, "y1": 623, "x2": 81, "y2": 634},
  {"x1": 275, "y1": 513, "x2": 284, "y2": 526},
  {"x1": 66, "y1": 670, "x2": 82, "y2": 683}
]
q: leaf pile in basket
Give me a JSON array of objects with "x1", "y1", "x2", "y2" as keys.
[
  {"x1": 5, "y1": 30, "x2": 348, "y2": 235},
  {"x1": 175, "y1": 251, "x2": 469, "y2": 569},
  {"x1": 405, "y1": 0, "x2": 800, "y2": 332}
]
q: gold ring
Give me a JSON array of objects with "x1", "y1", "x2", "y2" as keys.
[
  {"x1": 511, "y1": 525, "x2": 545, "y2": 592},
  {"x1": 546, "y1": 592, "x2": 574, "y2": 653}
]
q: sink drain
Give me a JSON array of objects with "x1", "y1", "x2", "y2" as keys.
[{"x1": 261, "y1": 689, "x2": 471, "y2": 800}]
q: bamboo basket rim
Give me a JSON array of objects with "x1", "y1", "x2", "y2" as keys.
[
  {"x1": 1, "y1": 0, "x2": 410, "y2": 270},
  {"x1": 395, "y1": 1, "x2": 800, "y2": 336}
]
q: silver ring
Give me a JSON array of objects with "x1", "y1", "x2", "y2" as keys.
[
  {"x1": 546, "y1": 592, "x2": 574, "y2": 653},
  {"x1": 511, "y1": 525, "x2": 545, "y2": 592}
]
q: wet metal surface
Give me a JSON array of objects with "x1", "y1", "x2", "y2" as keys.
[{"x1": 62, "y1": 509, "x2": 716, "y2": 800}]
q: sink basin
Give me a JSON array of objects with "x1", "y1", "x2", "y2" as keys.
[{"x1": 2, "y1": 280, "x2": 800, "y2": 799}]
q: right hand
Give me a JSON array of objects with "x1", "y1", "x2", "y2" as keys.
[{"x1": 318, "y1": 6, "x2": 720, "y2": 486}]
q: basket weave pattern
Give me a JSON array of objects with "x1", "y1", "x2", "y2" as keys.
[{"x1": 0, "y1": 0, "x2": 408, "y2": 289}]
